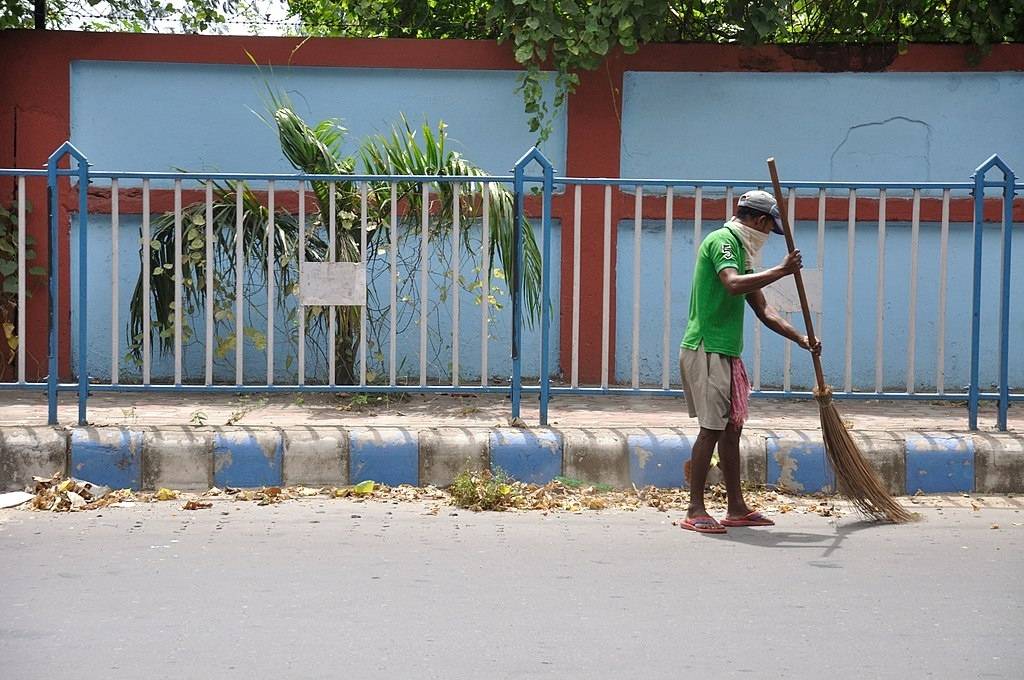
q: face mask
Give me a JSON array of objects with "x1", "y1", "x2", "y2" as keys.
[{"x1": 726, "y1": 219, "x2": 769, "y2": 265}]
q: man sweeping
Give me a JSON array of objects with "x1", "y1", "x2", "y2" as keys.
[{"x1": 679, "y1": 190, "x2": 821, "y2": 534}]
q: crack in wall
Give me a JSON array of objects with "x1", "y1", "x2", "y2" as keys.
[{"x1": 830, "y1": 116, "x2": 933, "y2": 179}]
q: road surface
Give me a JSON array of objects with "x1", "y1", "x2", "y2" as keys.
[{"x1": 2, "y1": 498, "x2": 1021, "y2": 679}]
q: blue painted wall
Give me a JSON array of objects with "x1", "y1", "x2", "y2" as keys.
[
  {"x1": 66, "y1": 62, "x2": 1021, "y2": 390},
  {"x1": 71, "y1": 61, "x2": 567, "y2": 175},
  {"x1": 617, "y1": 70, "x2": 1023, "y2": 391},
  {"x1": 68, "y1": 59, "x2": 565, "y2": 383},
  {"x1": 615, "y1": 217, "x2": 1022, "y2": 391},
  {"x1": 621, "y1": 72, "x2": 1024, "y2": 181},
  {"x1": 71, "y1": 216, "x2": 561, "y2": 383}
]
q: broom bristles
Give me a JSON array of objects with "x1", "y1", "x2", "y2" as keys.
[{"x1": 815, "y1": 388, "x2": 915, "y2": 523}]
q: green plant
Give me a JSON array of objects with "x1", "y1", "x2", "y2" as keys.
[
  {"x1": 490, "y1": 0, "x2": 668, "y2": 142},
  {"x1": 449, "y1": 468, "x2": 519, "y2": 511},
  {"x1": 486, "y1": 0, "x2": 1024, "y2": 142},
  {"x1": 224, "y1": 395, "x2": 267, "y2": 425},
  {"x1": 554, "y1": 475, "x2": 614, "y2": 493},
  {"x1": 128, "y1": 94, "x2": 542, "y2": 385},
  {"x1": 0, "y1": 199, "x2": 45, "y2": 379},
  {"x1": 1, "y1": 0, "x2": 243, "y2": 32}
]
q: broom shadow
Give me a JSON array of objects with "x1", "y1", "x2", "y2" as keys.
[{"x1": 719, "y1": 518, "x2": 884, "y2": 554}]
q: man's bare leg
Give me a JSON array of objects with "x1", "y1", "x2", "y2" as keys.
[
  {"x1": 686, "y1": 426, "x2": 722, "y2": 519},
  {"x1": 716, "y1": 422, "x2": 754, "y2": 518}
]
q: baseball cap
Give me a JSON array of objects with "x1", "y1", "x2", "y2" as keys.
[{"x1": 737, "y1": 190, "x2": 785, "y2": 235}]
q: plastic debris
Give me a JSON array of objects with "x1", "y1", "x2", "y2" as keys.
[
  {"x1": 0, "y1": 491, "x2": 35, "y2": 509},
  {"x1": 353, "y1": 480, "x2": 375, "y2": 496},
  {"x1": 27, "y1": 473, "x2": 127, "y2": 512}
]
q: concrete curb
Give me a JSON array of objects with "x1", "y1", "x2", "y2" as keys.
[
  {"x1": 0, "y1": 427, "x2": 66, "y2": 492},
  {"x1": 766, "y1": 430, "x2": 834, "y2": 494},
  {"x1": 349, "y1": 427, "x2": 417, "y2": 486},
  {"x1": 70, "y1": 427, "x2": 144, "y2": 491},
  {"x1": 905, "y1": 432, "x2": 974, "y2": 494},
  {"x1": 1, "y1": 426, "x2": 1021, "y2": 495},
  {"x1": 561, "y1": 429, "x2": 630, "y2": 489},
  {"x1": 283, "y1": 427, "x2": 347, "y2": 488},
  {"x1": 143, "y1": 427, "x2": 213, "y2": 491},
  {"x1": 213, "y1": 428, "x2": 283, "y2": 489}
]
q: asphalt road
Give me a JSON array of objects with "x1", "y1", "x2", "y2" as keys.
[{"x1": 2, "y1": 499, "x2": 1022, "y2": 679}]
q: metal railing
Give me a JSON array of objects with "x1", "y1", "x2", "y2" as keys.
[
  {"x1": 511, "y1": 149, "x2": 1020, "y2": 430},
  {"x1": 0, "y1": 143, "x2": 1018, "y2": 430}
]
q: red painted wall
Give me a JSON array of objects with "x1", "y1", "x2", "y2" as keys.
[{"x1": 1, "y1": 30, "x2": 1021, "y2": 383}]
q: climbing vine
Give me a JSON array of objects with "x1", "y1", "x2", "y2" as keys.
[
  {"x1": 487, "y1": 0, "x2": 668, "y2": 142},
  {"x1": 482, "y1": 0, "x2": 1024, "y2": 142}
]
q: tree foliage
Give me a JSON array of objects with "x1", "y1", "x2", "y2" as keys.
[
  {"x1": 484, "y1": 0, "x2": 1024, "y2": 141},
  {"x1": 5, "y1": 0, "x2": 1021, "y2": 143},
  {"x1": 1, "y1": 0, "x2": 240, "y2": 31},
  {"x1": 285, "y1": 0, "x2": 495, "y2": 38},
  {"x1": 285, "y1": 0, "x2": 1023, "y2": 140}
]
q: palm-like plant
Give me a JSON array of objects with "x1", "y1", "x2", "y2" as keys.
[{"x1": 128, "y1": 100, "x2": 542, "y2": 385}]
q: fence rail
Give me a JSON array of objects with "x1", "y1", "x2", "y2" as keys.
[{"x1": 0, "y1": 143, "x2": 1019, "y2": 430}]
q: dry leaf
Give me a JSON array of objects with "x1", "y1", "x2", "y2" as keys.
[{"x1": 183, "y1": 499, "x2": 213, "y2": 510}]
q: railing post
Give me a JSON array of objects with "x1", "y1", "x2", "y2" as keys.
[
  {"x1": 969, "y1": 154, "x2": 1016, "y2": 432},
  {"x1": 969, "y1": 168, "x2": 984, "y2": 431},
  {"x1": 511, "y1": 147, "x2": 555, "y2": 426},
  {"x1": 76, "y1": 152, "x2": 89, "y2": 426},
  {"x1": 538, "y1": 151, "x2": 554, "y2": 427},
  {"x1": 997, "y1": 163, "x2": 1015, "y2": 432},
  {"x1": 45, "y1": 142, "x2": 90, "y2": 426},
  {"x1": 46, "y1": 154, "x2": 58, "y2": 425},
  {"x1": 511, "y1": 155, "x2": 526, "y2": 421}
]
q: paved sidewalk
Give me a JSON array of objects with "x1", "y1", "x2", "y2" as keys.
[{"x1": 0, "y1": 388, "x2": 1017, "y2": 432}]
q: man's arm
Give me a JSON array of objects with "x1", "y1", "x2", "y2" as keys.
[
  {"x1": 745, "y1": 289, "x2": 822, "y2": 354},
  {"x1": 717, "y1": 250, "x2": 802, "y2": 296}
]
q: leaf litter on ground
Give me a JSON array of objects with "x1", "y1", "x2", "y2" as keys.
[{"x1": 18, "y1": 470, "x2": 844, "y2": 518}]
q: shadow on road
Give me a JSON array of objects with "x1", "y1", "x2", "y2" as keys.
[{"x1": 719, "y1": 518, "x2": 887, "y2": 558}]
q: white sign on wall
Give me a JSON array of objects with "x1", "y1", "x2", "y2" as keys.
[
  {"x1": 763, "y1": 268, "x2": 822, "y2": 315},
  {"x1": 298, "y1": 262, "x2": 367, "y2": 306}
]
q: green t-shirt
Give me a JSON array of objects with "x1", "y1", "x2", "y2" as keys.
[{"x1": 680, "y1": 226, "x2": 751, "y2": 357}]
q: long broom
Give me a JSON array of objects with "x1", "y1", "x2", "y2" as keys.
[{"x1": 767, "y1": 158, "x2": 913, "y2": 523}]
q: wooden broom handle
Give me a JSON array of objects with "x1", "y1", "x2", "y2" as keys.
[{"x1": 767, "y1": 158, "x2": 827, "y2": 392}]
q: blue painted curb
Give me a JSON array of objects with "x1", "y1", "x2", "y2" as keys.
[
  {"x1": 349, "y1": 428, "x2": 418, "y2": 486},
  {"x1": 489, "y1": 429, "x2": 562, "y2": 484},
  {"x1": 213, "y1": 430, "x2": 283, "y2": 488},
  {"x1": 8, "y1": 426, "x2": 1024, "y2": 495},
  {"x1": 905, "y1": 434, "x2": 975, "y2": 494},
  {"x1": 627, "y1": 432, "x2": 694, "y2": 488},
  {"x1": 767, "y1": 436, "x2": 835, "y2": 493},
  {"x1": 69, "y1": 428, "x2": 144, "y2": 491}
]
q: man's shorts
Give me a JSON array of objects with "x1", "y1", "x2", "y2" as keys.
[{"x1": 679, "y1": 343, "x2": 732, "y2": 431}]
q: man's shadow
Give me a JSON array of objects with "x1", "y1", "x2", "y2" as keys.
[{"x1": 714, "y1": 519, "x2": 884, "y2": 559}]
